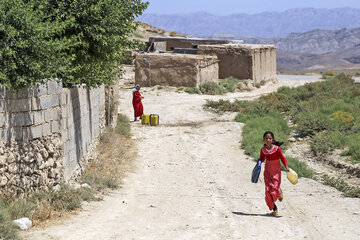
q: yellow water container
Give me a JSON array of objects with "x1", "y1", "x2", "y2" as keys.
[
  {"x1": 141, "y1": 114, "x2": 150, "y2": 125},
  {"x1": 287, "y1": 168, "x2": 298, "y2": 185},
  {"x1": 150, "y1": 114, "x2": 159, "y2": 126}
]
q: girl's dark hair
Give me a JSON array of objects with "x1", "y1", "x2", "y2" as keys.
[{"x1": 263, "y1": 131, "x2": 284, "y2": 147}]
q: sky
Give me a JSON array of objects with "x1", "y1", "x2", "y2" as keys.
[{"x1": 143, "y1": 0, "x2": 360, "y2": 15}]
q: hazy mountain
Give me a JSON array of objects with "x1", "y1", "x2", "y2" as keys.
[
  {"x1": 137, "y1": 8, "x2": 360, "y2": 38},
  {"x1": 237, "y1": 28, "x2": 360, "y2": 54}
]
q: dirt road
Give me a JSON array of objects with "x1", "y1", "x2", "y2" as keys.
[{"x1": 24, "y1": 75, "x2": 360, "y2": 240}]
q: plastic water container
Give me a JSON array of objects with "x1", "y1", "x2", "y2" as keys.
[
  {"x1": 251, "y1": 160, "x2": 261, "y2": 183},
  {"x1": 141, "y1": 114, "x2": 150, "y2": 125},
  {"x1": 287, "y1": 168, "x2": 298, "y2": 185},
  {"x1": 150, "y1": 114, "x2": 159, "y2": 126}
]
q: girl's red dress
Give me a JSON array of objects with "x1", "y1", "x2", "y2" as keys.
[
  {"x1": 132, "y1": 90, "x2": 143, "y2": 118},
  {"x1": 259, "y1": 145, "x2": 288, "y2": 210}
]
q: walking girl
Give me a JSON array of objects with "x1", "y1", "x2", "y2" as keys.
[
  {"x1": 259, "y1": 131, "x2": 289, "y2": 216},
  {"x1": 132, "y1": 84, "x2": 144, "y2": 121}
]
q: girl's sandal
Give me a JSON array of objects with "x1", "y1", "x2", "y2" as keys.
[
  {"x1": 278, "y1": 189, "x2": 283, "y2": 202},
  {"x1": 270, "y1": 211, "x2": 279, "y2": 216}
]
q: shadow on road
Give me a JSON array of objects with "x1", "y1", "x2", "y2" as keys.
[{"x1": 232, "y1": 211, "x2": 282, "y2": 218}]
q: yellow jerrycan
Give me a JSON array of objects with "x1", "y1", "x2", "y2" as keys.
[
  {"x1": 150, "y1": 114, "x2": 159, "y2": 126},
  {"x1": 287, "y1": 168, "x2": 298, "y2": 185},
  {"x1": 141, "y1": 114, "x2": 150, "y2": 125}
]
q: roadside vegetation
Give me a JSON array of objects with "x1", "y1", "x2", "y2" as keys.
[
  {"x1": 183, "y1": 77, "x2": 262, "y2": 95},
  {"x1": 205, "y1": 74, "x2": 360, "y2": 197},
  {"x1": 0, "y1": 115, "x2": 133, "y2": 239}
]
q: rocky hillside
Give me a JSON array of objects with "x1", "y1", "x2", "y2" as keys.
[
  {"x1": 137, "y1": 8, "x2": 360, "y2": 38},
  {"x1": 237, "y1": 28, "x2": 360, "y2": 54}
]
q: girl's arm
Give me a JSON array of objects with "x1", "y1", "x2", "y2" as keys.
[
  {"x1": 259, "y1": 148, "x2": 265, "y2": 163},
  {"x1": 278, "y1": 147, "x2": 290, "y2": 171}
]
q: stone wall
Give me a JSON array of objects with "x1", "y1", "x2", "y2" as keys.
[
  {"x1": 135, "y1": 52, "x2": 219, "y2": 87},
  {"x1": 197, "y1": 44, "x2": 276, "y2": 84},
  {"x1": 0, "y1": 81, "x2": 105, "y2": 196}
]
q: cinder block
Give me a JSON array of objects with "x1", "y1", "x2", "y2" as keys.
[
  {"x1": 33, "y1": 83, "x2": 48, "y2": 97},
  {"x1": 32, "y1": 110, "x2": 44, "y2": 125},
  {"x1": 51, "y1": 120, "x2": 61, "y2": 133},
  {"x1": 22, "y1": 126, "x2": 34, "y2": 141},
  {"x1": 44, "y1": 108, "x2": 54, "y2": 122},
  {"x1": 47, "y1": 81, "x2": 59, "y2": 95},
  {"x1": 13, "y1": 99, "x2": 32, "y2": 112},
  {"x1": 31, "y1": 98, "x2": 41, "y2": 111},
  {"x1": 40, "y1": 95, "x2": 60, "y2": 109},
  {"x1": 30, "y1": 124, "x2": 43, "y2": 139},
  {"x1": 42, "y1": 122, "x2": 51, "y2": 136},
  {"x1": 10, "y1": 112, "x2": 33, "y2": 126}
]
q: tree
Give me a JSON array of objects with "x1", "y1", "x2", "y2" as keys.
[
  {"x1": 0, "y1": 0, "x2": 68, "y2": 88},
  {"x1": 0, "y1": 0, "x2": 149, "y2": 88}
]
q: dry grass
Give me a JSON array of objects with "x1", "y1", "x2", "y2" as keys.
[{"x1": 0, "y1": 116, "x2": 135, "y2": 237}]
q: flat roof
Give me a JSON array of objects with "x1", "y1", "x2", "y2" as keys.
[{"x1": 149, "y1": 36, "x2": 243, "y2": 43}]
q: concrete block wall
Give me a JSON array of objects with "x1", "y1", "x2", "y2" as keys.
[
  {"x1": 0, "y1": 81, "x2": 106, "y2": 195},
  {"x1": 61, "y1": 85, "x2": 105, "y2": 179},
  {"x1": 0, "y1": 81, "x2": 62, "y2": 141}
]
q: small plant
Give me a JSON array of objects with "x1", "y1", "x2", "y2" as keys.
[
  {"x1": 321, "y1": 175, "x2": 360, "y2": 198},
  {"x1": 115, "y1": 114, "x2": 131, "y2": 137},
  {"x1": 157, "y1": 86, "x2": 163, "y2": 90},
  {"x1": 200, "y1": 82, "x2": 224, "y2": 95},
  {"x1": 184, "y1": 87, "x2": 201, "y2": 94}
]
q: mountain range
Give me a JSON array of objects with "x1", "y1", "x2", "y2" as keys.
[{"x1": 137, "y1": 8, "x2": 360, "y2": 38}]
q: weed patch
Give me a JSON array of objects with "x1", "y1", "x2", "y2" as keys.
[{"x1": 321, "y1": 175, "x2": 360, "y2": 198}]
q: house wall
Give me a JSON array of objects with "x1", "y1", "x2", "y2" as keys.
[{"x1": 135, "y1": 53, "x2": 219, "y2": 87}]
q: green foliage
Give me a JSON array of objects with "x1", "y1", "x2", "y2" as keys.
[
  {"x1": 0, "y1": 202, "x2": 19, "y2": 240},
  {"x1": 219, "y1": 77, "x2": 244, "y2": 92},
  {"x1": 310, "y1": 131, "x2": 347, "y2": 155},
  {"x1": 238, "y1": 111, "x2": 289, "y2": 158},
  {"x1": 321, "y1": 175, "x2": 360, "y2": 198},
  {"x1": 294, "y1": 111, "x2": 329, "y2": 137},
  {"x1": 0, "y1": 0, "x2": 149, "y2": 88},
  {"x1": 341, "y1": 133, "x2": 360, "y2": 163},
  {"x1": 115, "y1": 114, "x2": 131, "y2": 137},
  {"x1": 330, "y1": 111, "x2": 355, "y2": 125},
  {"x1": 0, "y1": 0, "x2": 67, "y2": 89},
  {"x1": 204, "y1": 99, "x2": 241, "y2": 112},
  {"x1": 200, "y1": 82, "x2": 224, "y2": 95},
  {"x1": 184, "y1": 87, "x2": 201, "y2": 94}
]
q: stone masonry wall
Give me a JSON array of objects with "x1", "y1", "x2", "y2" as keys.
[{"x1": 0, "y1": 81, "x2": 105, "y2": 196}]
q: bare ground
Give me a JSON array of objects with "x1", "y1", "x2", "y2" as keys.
[{"x1": 23, "y1": 69, "x2": 360, "y2": 240}]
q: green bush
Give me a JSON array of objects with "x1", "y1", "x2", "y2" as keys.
[
  {"x1": 0, "y1": 0, "x2": 148, "y2": 88},
  {"x1": 310, "y1": 131, "x2": 347, "y2": 155},
  {"x1": 184, "y1": 87, "x2": 201, "y2": 94},
  {"x1": 200, "y1": 82, "x2": 224, "y2": 95},
  {"x1": 115, "y1": 114, "x2": 131, "y2": 137},
  {"x1": 204, "y1": 99, "x2": 241, "y2": 112},
  {"x1": 294, "y1": 111, "x2": 329, "y2": 137},
  {"x1": 219, "y1": 77, "x2": 243, "y2": 92},
  {"x1": 0, "y1": 203, "x2": 19, "y2": 240},
  {"x1": 238, "y1": 111, "x2": 289, "y2": 158},
  {"x1": 321, "y1": 175, "x2": 360, "y2": 198}
]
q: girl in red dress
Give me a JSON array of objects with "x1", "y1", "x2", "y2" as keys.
[
  {"x1": 259, "y1": 131, "x2": 290, "y2": 216},
  {"x1": 132, "y1": 84, "x2": 143, "y2": 121}
]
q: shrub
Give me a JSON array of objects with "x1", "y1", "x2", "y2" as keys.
[
  {"x1": 0, "y1": 203, "x2": 19, "y2": 240},
  {"x1": 321, "y1": 175, "x2": 360, "y2": 198},
  {"x1": 200, "y1": 82, "x2": 224, "y2": 95},
  {"x1": 330, "y1": 111, "x2": 355, "y2": 125},
  {"x1": 294, "y1": 111, "x2": 329, "y2": 137},
  {"x1": 115, "y1": 114, "x2": 131, "y2": 137},
  {"x1": 204, "y1": 99, "x2": 241, "y2": 112},
  {"x1": 310, "y1": 131, "x2": 347, "y2": 155},
  {"x1": 220, "y1": 77, "x2": 243, "y2": 92},
  {"x1": 184, "y1": 87, "x2": 201, "y2": 94}
]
